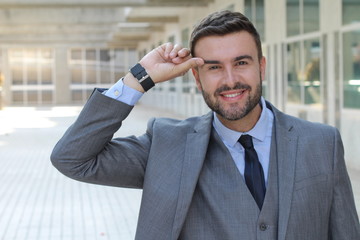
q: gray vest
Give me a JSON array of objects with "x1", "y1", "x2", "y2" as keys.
[{"x1": 179, "y1": 129, "x2": 279, "y2": 240}]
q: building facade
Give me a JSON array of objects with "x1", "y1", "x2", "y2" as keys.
[
  {"x1": 140, "y1": 0, "x2": 360, "y2": 168},
  {"x1": 0, "y1": 0, "x2": 359, "y2": 168}
]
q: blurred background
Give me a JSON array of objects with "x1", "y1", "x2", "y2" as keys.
[
  {"x1": 0, "y1": 0, "x2": 360, "y2": 168},
  {"x1": 0, "y1": 0, "x2": 359, "y2": 239}
]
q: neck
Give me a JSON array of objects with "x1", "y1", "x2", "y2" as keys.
[{"x1": 216, "y1": 103, "x2": 262, "y2": 132}]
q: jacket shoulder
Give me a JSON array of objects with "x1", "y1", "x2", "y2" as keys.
[{"x1": 147, "y1": 112, "x2": 213, "y2": 133}]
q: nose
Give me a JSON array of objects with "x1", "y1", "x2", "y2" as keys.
[{"x1": 223, "y1": 66, "x2": 237, "y2": 85}]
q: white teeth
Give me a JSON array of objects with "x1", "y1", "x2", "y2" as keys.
[{"x1": 224, "y1": 93, "x2": 241, "y2": 98}]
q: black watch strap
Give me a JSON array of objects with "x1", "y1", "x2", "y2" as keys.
[{"x1": 129, "y1": 63, "x2": 155, "y2": 92}]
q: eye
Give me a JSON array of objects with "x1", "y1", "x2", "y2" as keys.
[
  {"x1": 236, "y1": 61, "x2": 248, "y2": 66},
  {"x1": 208, "y1": 65, "x2": 221, "y2": 70}
]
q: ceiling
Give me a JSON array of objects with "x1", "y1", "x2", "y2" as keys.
[{"x1": 0, "y1": 0, "x2": 214, "y2": 48}]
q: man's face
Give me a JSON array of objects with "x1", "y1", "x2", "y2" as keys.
[{"x1": 192, "y1": 31, "x2": 266, "y2": 122}]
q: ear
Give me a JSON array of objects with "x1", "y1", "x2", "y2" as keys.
[
  {"x1": 260, "y1": 56, "x2": 266, "y2": 80},
  {"x1": 192, "y1": 68, "x2": 203, "y2": 92}
]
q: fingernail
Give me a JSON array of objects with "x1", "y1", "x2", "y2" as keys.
[{"x1": 196, "y1": 59, "x2": 204, "y2": 66}]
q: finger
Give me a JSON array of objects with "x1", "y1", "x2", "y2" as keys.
[
  {"x1": 177, "y1": 48, "x2": 191, "y2": 58},
  {"x1": 173, "y1": 57, "x2": 204, "y2": 74},
  {"x1": 169, "y1": 44, "x2": 183, "y2": 58},
  {"x1": 164, "y1": 42, "x2": 174, "y2": 59},
  {"x1": 171, "y1": 55, "x2": 191, "y2": 64}
]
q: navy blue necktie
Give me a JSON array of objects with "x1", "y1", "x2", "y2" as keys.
[{"x1": 239, "y1": 134, "x2": 266, "y2": 209}]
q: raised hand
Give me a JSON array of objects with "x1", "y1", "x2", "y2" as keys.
[{"x1": 124, "y1": 43, "x2": 204, "y2": 92}]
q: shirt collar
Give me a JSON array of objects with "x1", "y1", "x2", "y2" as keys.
[{"x1": 213, "y1": 97, "x2": 270, "y2": 147}]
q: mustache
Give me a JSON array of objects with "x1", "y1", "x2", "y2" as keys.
[{"x1": 214, "y1": 82, "x2": 251, "y2": 96}]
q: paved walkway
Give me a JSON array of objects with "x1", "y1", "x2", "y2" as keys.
[{"x1": 0, "y1": 105, "x2": 359, "y2": 240}]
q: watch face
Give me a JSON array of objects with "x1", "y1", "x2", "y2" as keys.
[
  {"x1": 131, "y1": 63, "x2": 145, "y2": 79},
  {"x1": 130, "y1": 63, "x2": 154, "y2": 91}
]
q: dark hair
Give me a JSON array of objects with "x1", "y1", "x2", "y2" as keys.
[{"x1": 190, "y1": 10, "x2": 263, "y2": 61}]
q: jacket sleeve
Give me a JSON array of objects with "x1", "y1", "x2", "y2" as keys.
[
  {"x1": 329, "y1": 128, "x2": 360, "y2": 238},
  {"x1": 51, "y1": 89, "x2": 152, "y2": 189}
]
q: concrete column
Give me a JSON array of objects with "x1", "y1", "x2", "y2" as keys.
[
  {"x1": 54, "y1": 46, "x2": 71, "y2": 104},
  {"x1": 1, "y1": 49, "x2": 11, "y2": 107},
  {"x1": 264, "y1": 0, "x2": 287, "y2": 110}
]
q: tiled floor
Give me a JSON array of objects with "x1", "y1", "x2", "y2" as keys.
[{"x1": 0, "y1": 105, "x2": 359, "y2": 239}]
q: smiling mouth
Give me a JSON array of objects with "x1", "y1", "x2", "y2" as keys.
[
  {"x1": 215, "y1": 82, "x2": 251, "y2": 98},
  {"x1": 221, "y1": 89, "x2": 247, "y2": 99}
]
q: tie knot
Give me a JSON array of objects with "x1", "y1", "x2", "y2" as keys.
[{"x1": 239, "y1": 134, "x2": 254, "y2": 149}]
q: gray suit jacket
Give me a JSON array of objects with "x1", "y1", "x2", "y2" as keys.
[{"x1": 51, "y1": 90, "x2": 360, "y2": 239}]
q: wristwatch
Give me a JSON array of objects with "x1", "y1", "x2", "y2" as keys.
[{"x1": 129, "y1": 63, "x2": 155, "y2": 92}]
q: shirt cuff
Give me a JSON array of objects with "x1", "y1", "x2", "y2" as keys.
[{"x1": 103, "y1": 78, "x2": 143, "y2": 106}]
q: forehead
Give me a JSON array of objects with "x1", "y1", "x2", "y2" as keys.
[{"x1": 194, "y1": 31, "x2": 258, "y2": 61}]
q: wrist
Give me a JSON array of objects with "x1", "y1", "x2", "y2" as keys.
[
  {"x1": 129, "y1": 63, "x2": 155, "y2": 92},
  {"x1": 123, "y1": 73, "x2": 145, "y2": 93}
]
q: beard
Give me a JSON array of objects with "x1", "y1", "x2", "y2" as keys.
[{"x1": 201, "y1": 79, "x2": 262, "y2": 121}]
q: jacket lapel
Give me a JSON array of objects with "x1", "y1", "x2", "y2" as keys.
[
  {"x1": 171, "y1": 112, "x2": 213, "y2": 239},
  {"x1": 171, "y1": 103, "x2": 299, "y2": 239},
  {"x1": 269, "y1": 103, "x2": 298, "y2": 240}
]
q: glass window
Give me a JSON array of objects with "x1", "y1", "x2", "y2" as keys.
[
  {"x1": 128, "y1": 49, "x2": 137, "y2": 66},
  {"x1": 85, "y1": 89, "x2": 93, "y2": 100},
  {"x1": 100, "y1": 49, "x2": 110, "y2": 62},
  {"x1": 168, "y1": 35, "x2": 176, "y2": 92},
  {"x1": 287, "y1": 0, "x2": 319, "y2": 36},
  {"x1": 9, "y1": 48, "x2": 54, "y2": 105},
  {"x1": 181, "y1": 28, "x2": 192, "y2": 93},
  {"x1": 42, "y1": 91, "x2": 53, "y2": 103},
  {"x1": 114, "y1": 72, "x2": 123, "y2": 83},
  {"x1": 182, "y1": 28, "x2": 189, "y2": 48},
  {"x1": 303, "y1": 0, "x2": 319, "y2": 33},
  {"x1": 287, "y1": 0, "x2": 300, "y2": 36},
  {"x1": 168, "y1": 35, "x2": 175, "y2": 44},
  {"x1": 287, "y1": 42, "x2": 302, "y2": 103},
  {"x1": 86, "y1": 66, "x2": 97, "y2": 84},
  {"x1": 71, "y1": 67, "x2": 82, "y2": 84},
  {"x1": 27, "y1": 91, "x2": 38, "y2": 103},
  {"x1": 71, "y1": 90, "x2": 83, "y2": 102},
  {"x1": 100, "y1": 69, "x2": 111, "y2": 84},
  {"x1": 225, "y1": 4, "x2": 235, "y2": 11},
  {"x1": 287, "y1": 38, "x2": 321, "y2": 105},
  {"x1": 41, "y1": 66, "x2": 52, "y2": 85},
  {"x1": 86, "y1": 49, "x2": 96, "y2": 61},
  {"x1": 114, "y1": 49, "x2": 126, "y2": 72},
  {"x1": 70, "y1": 47, "x2": 139, "y2": 98},
  {"x1": 245, "y1": 0, "x2": 265, "y2": 41},
  {"x1": 12, "y1": 91, "x2": 23, "y2": 103},
  {"x1": 27, "y1": 63, "x2": 38, "y2": 85},
  {"x1": 71, "y1": 49, "x2": 82, "y2": 60},
  {"x1": 343, "y1": 0, "x2": 360, "y2": 25},
  {"x1": 343, "y1": 31, "x2": 360, "y2": 109},
  {"x1": 303, "y1": 39, "x2": 321, "y2": 104},
  {"x1": 11, "y1": 64, "x2": 23, "y2": 85},
  {"x1": 245, "y1": 0, "x2": 252, "y2": 19}
]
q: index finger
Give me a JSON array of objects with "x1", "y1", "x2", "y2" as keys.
[{"x1": 177, "y1": 48, "x2": 191, "y2": 58}]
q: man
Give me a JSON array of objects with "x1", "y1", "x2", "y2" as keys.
[{"x1": 51, "y1": 10, "x2": 360, "y2": 239}]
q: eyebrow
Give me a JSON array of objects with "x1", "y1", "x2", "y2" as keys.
[
  {"x1": 234, "y1": 55, "x2": 253, "y2": 62},
  {"x1": 203, "y1": 55, "x2": 254, "y2": 64},
  {"x1": 203, "y1": 60, "x2": 220, "y2": 64}
]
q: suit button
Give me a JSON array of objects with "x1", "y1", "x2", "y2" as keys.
[{"x1": 259, "y1": 223, "x2": 268, "y2": 231}]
